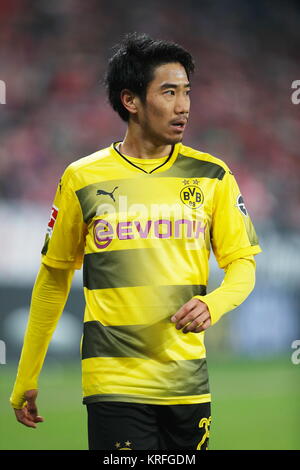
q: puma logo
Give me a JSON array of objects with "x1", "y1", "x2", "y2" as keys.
[{"x1": 96, "y1": 186, "x2": 119, "y2": 202}]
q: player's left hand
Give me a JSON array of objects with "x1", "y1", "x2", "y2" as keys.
[
  {"x1": 171, "y1": 298, "x2": 211, "y2": 333},
  {"x1": 13, "y1": 389, "x2": 44, "y2": 429}
]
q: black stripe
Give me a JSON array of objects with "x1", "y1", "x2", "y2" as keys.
[
  {"x1": 83, "y1": 251, "x2": 207, "y2": 295},
  {"x1": 154, "y1": 153, "x2": 226, "y2": 180},
  {"x1": 82, "y1": 321, "x2": 152, "y2": 359},
  {"x1": 83, "y1": 388, "x2": 210, "y2": 404},
  {"x1": 82, "y1": 312, "x2": 207, "y2": 360}
]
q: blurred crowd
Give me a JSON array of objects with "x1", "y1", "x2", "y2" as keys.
[{"x1": 0, "y1": 0, "x2": 299, "y2": 230}]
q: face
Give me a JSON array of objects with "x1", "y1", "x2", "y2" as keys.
[{"x1": 135, "y1": 62, "x2": 191, "y2": 145}]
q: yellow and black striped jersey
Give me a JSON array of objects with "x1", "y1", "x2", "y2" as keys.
[{"x1": 41, "y1": 141, "x2": 261, "y2": 405}]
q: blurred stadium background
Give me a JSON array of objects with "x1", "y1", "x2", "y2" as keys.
[{"x1": 0, "y1": 0, "x2": 299, "y2": 450}]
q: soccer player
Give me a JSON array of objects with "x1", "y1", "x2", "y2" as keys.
[{"x1": 10, "y1": 33, "x2": 261, "y2": 450}]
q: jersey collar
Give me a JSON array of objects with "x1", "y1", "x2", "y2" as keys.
[{"x1": 111, "y1": 141, "x2": 181, "y2": 174}]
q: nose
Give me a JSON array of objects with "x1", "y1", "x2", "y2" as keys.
[{"x1": 174, "y1": 92, "x2": 190, "y2": 115}]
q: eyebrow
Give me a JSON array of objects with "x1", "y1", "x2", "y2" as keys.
[{"x1": 160, "y1": 82, "x2": 191, "y2": 90}]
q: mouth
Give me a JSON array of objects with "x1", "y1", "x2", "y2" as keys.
[{"x1": 170, "y1": 119, "x2": 187, "y2": 132}]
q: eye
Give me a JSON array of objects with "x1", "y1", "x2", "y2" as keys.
[{"x1": 164, "y1": 90, "x2": 175, "y2": 95}]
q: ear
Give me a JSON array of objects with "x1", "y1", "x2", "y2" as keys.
[{"x1": 120, "y1": 89, "x2": 139, "y2": 116}]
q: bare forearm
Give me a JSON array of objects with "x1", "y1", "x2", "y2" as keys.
[{"x1": 10, "y1": 263, "x2": 74, "y2": 408}]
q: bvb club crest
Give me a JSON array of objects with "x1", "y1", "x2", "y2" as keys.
[{"x1": 180, "y1": 179, "x2": 204, "y2": 209}]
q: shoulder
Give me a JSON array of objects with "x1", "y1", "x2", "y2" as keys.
[
  {"x1": 179, "y1": 143, "x2": 230, "y2": 179},
  {"x1": 68, "y1": 146, "x2": 111, "y2": 174},
  {"x1": 61, "y1": 146, "x2": 112, "y2": 186}
]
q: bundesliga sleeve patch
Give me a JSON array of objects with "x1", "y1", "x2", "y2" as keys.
[
  {"x1": 236, "y1": 194, "x2": 248, "y2": 216},
  {"x1": 41, "y1": 205, "x2": 59, "y2": 255},
  {"x1": 46, "y1": 205, "x2": 59, "y2": 236}
]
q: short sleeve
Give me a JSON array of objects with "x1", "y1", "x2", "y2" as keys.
[
  {"x1": 41, "y1": 166, "x2": 86, "y2": 269},
  {"x1": 211, "y1": 169, "x2": 262, "y2": 269}
]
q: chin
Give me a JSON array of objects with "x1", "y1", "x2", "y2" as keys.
[
  {"x1": 152, "y1": 130, "x2": 185, "y2": 146},
  {"x1": 163, "y1": 134, "x2": 184, "y2": 145}
]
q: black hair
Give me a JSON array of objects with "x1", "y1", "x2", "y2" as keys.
[{"x1": 104, "y1": 32, "x2": 195, "y2": 122}]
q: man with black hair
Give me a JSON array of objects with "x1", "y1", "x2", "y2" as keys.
[{"x1": 11, "y1": 33, "x2": 261, "y2": 450}]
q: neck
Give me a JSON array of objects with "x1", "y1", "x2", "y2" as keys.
[{"x1": 120, "y1": 124, "x2": 173, "y2": 159}]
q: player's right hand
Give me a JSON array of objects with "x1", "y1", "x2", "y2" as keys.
[{"x1": 14, "y1": 389, "x2": 44, "y2": 428}]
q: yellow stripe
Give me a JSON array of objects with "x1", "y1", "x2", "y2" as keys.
[
  {"x1": 84, "y1": 285, "x2": 198, "y2": 324},
  {"x1": 82, "y1": 355, "x2": 208, "y2": 401},
  {"x1": 83, "y1": 282, "x2": 207, "y2": 323}
]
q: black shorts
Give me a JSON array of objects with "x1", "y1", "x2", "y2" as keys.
[{"x1": 86, "y1": 401, "x2": 211, "y2": 451}]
